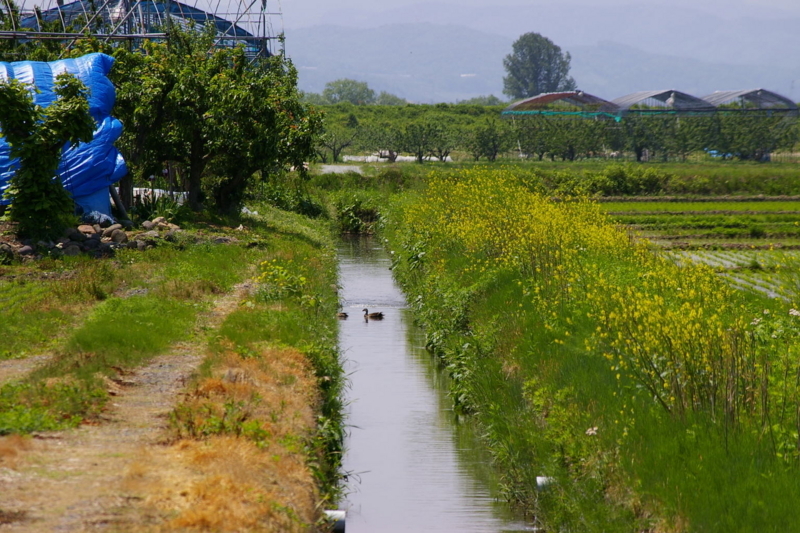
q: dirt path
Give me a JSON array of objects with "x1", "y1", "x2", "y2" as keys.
[
  {"x1": 0, "y1": 355, "x2": 52, "y2": 386},
  {"x1": 0, "y1": 283, "x2": 251, "y2": 531}
]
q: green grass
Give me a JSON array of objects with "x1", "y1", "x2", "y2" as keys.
[{"x1": 0, "y1": 240, "x2": 255, "y2": 434}]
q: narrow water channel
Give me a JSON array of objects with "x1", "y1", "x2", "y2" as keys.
[{"x1": 337, "y1": 236, "x2": 532, "y2": 533}]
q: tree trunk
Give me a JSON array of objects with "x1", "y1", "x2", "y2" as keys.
[{"x1": 188, "y1": 132, "x2": 206, "y2": 211}]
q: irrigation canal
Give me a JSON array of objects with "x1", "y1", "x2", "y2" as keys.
[{"x1": 337, "y1": 236, "x2": 533, "y2": 532}]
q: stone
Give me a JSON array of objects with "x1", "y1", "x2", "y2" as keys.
[
  {"x1": 18, "y1": 245, "x2": 34, "y2": 256},
  {"x1": 167, "y1": 223, "x2": 181, "y2": 231},
  {"x1": 213, "y1": 236, "x2": 236, "y2": 244},
  {"x1": 135, "y1": 230, "x2": 160, "y2": 241},
  {"x1": 126, "y1": 241, "x2": 139, "y2": 250},
  {"x1": 93, "y1": 224, "x2": 102, "y2": 234},
  {"x1": 57, "y1": 237, "x2": 70, "y2": 245},
  {"x1": 152, "y1": 216, "x2": 166, "y2": 225},
  {"x1": 98, "y1": 242, "x2": 115, "y2": 255},
  {"x1": 82, "y1": 239, "x2": 100, "y2": 250},
  {"x1": 0, "y1": 243, "x2": 14, "y2": 264},
  {"x1": 64, "y1": 227, "x2": 84, "y2": 241},
  {"x1": 156, "y1": 222, "x2": 171, "y2": 230},
  {"x1": 141, "y1": 220, "x2": 155, "y2": 231},
  {"x1": 62, "y1": 244, "x2": 81, "y2": 256},
  {"x1": 110, "y1": 229, "x2": 128, "y2": 244},
  {"x1": 102, "y1": 223, "x2": 123, "y2": 238},
  {"x1": 136, "y1": 241, "x2": 147, "y2": 251},
  {"x1": 77, "y1": 224, "x2": 96, "y2": 235}
]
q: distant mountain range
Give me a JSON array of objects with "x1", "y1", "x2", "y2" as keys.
[{"x1": 286, "y1": 22, "x2": 800, "y2": 104}]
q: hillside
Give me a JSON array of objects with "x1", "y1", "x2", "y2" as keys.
[{"x1": 287, "y1": 23, "x2": 800, "y2": 103}]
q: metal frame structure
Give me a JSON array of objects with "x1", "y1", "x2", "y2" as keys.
[
  {"x1": 0, "y1": 0, "x2": 282, "y2": 58},
  {"x1": 502, "y1": 91, "x2": 620, "y2": 120},
  {"x1": 502, "y1": 88, "x2": 798, "y2": 119}
]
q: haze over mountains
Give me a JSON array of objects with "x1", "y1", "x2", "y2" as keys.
[{"x1": 282, "y1": 1, "x2": 800, "y2": 104}]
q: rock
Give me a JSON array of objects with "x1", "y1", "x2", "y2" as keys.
[
  {"x1": 93, "y1": 224, "x2": 102, "y2": 234},
  {"x1": 62, "y1": 244, "x2": 82, "y2": 256},
  {"x1": 18, "y1": 245, "x2": 35, "y2": 256},
  {"x1": 57, "y1": 237, "x2": 70, "y2": 245},
  {"x1": 136, "y1": 241, "x2": 147, "y2": 251},
  {"x1": 82, "y1": 239, "x2": 100, "y2": 250},
  {"x1": 0, "y1": 243, "x2": 14, "y2": 264},
  {"x1": 64, "y1": 227, "x2": 85, "y2": 241},
  {"x1": 77, "y1": 224, "x2": 96, "y2": 235},
  {"x1": 141, "y1": 220, "x2": 155, "y2": 231},
  {"x1": 89, "y1": 232, "x2": 102, "y2": 241},
  {"x1": 102, "y1": 223, "x2": 123, "y2": 238},
  {"x1": 110, "y1": 229, "x2": 128, "y2": 244},
  {"x1": 152, "y1": 216, "x2": 166, "y2": 225},
  {"x1": 167, "y1": 223, "x2": 181, "y2": 231},
  {"x1": 156, "y1": 222, "x2": 171, "y2": 230},
  {"x1": 135, "y1": 230, "x2": 160, "y2": 241},
  {"x1": 213, "y1": 236, "x2": 237, "y2": 244},
  {"x1": 98, "y1": 242, "x2": 115, "y2": 255}
]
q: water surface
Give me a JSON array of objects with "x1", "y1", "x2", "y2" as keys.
[{"x1": 338, "y1": 236, "x2": 531, "y2": 532}]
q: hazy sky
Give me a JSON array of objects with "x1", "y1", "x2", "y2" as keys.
[{"x1": 280, "y1": 0, "x2": 800, "y2": 28}]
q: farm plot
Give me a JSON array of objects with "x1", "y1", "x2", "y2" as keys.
[{"x1": 604, "y1": 199, "x2": 800, "y2": 298}]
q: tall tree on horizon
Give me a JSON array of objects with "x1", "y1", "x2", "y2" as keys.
[{"x1": 503, "y1": 32, "x2": 576, "y2": 100}]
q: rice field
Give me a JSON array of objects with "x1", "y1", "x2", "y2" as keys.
[{"x1": 605, "y1": 199, "x2": 800, "y2": 299}]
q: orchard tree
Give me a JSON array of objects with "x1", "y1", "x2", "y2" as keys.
[
  {"x1": 376, "y1": 91, "x2": 406, "y2": 106},
  {"x1": 318, "y1": 113, "x2": 361, "y2": 163},
  {"x1": 466, "y1": 118, "x2": 511, "y2": 162},
  {"x1": 108, "y1": 25, "x2": 320, "y2": 213},
  {"x1": 359, "y1": 122, "x2": 403, "y2": 162},
  {"x1": 0, "y1": 74, "x2": 95, "y2": 239},
  {"x1": 322, "y1": 78, "x2": 376, "y2": 105},
  {"x1": 503, "y1": 32, "x2": 576, "y2": 100}
]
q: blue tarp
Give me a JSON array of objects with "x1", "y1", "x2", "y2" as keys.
[{"x1": 0, "y1": 53, "x2": 127, "y2": 215}]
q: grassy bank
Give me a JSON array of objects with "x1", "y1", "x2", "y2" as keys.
[
  {"x1": 381, "y1": 167, "x2": 800, "y2": 531},
  {"x1": 0, "y1": 206, "x2": 345, "y2": 526}
]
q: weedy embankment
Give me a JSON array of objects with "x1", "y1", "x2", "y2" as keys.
[
  {"x1": 383, "y1": 167, "x2": 800, "y2": 532},
  {"x1": 0, "y1": 207, "x2": 344, "y2": 531}
]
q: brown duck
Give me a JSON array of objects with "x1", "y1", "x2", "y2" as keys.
[{"x1": 362, "y1": 308, "x2": 384, "y2": 320}]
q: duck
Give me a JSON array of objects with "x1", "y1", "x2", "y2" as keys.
[
  {"x1": 362, "y1": 308, "x2": 384, "y2": 320},
  {"x1": 336, "y1": 312, "x2": 348, "y2": 319}
]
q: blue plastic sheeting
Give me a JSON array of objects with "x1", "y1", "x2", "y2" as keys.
[{"x1": 0, "y1": 53, "x2": 127, "y2": 214}]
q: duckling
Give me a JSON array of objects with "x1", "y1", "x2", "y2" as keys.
[
  {"x1": 336, "y1": 312, "x2": 349, "y2": 320},
  {"x1": 362, "y1": 308, "x2": 384, "y2": 320}
]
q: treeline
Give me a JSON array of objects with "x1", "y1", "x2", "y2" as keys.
[{"x1": 315, "y1": 103, "x2": 800, "y2": 164}]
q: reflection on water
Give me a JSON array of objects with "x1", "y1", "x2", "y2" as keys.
[{"x1": 338, "y1": 236, "x2": 532, "y2": 533}]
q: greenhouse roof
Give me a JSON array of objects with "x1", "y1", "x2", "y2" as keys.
[
  {"x1": 701, "y1": 89, "x2": 798, "y2": 110},
  {"x1": 503, "y1": 91, "x2": 619, "y2": 113},
  {"x1": 20, "y1": 0, "x2": 255, "y2": 38},
  {"x1": 611, "y1": 90, "x2": 716, "y2": 112}
]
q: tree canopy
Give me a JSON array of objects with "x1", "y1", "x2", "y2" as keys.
[
  {"x1": 503, "y1": 32, "x2": 576, "y2": 100},
  {"x1": 322, "y1": 79, "x2": 376, "y2": 105}
]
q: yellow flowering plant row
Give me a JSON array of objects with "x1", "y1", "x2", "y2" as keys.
[
  {"x1": 388, "y1": 166, "x2": 800, "y2": 528},
  {"x1": 400, "y1": 167, "x2": 800, "y2": 430}
]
